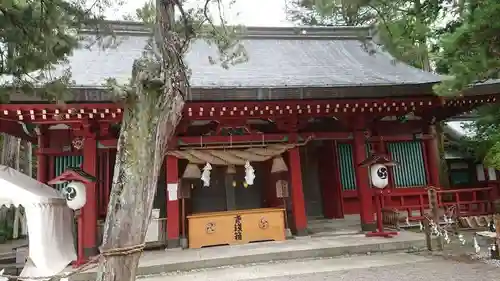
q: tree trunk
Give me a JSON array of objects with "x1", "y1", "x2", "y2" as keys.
[
  {"x1": 0, "y1": 133, "x2": 20, "y2": 168},
  {"x1": 436, "y1": 123, "x2": 451, "y2": 188},
  {"x1": 96, "y1": 103, "x2": 180, "y2": 281},
  {"x1": 96, "y1": 0, "x2": 188, "y2": 279}
]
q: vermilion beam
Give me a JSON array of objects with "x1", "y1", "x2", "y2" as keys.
[{"x1": 0, "y1": 94, "x2": 495, "y2": 123}]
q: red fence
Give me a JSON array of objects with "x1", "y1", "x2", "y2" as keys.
[{"x1": 380, "y1": 186, "x2": 498, "y2": 221}]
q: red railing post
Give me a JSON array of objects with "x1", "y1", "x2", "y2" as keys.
[{"x1": 380, "y1": 186, "x2": 495, "y2": 223}]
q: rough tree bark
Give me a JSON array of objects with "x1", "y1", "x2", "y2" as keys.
[
  {"x1": 96, "y1": 1, "x2": 185, "y2": 280},
  {"x1": 0, "y1": 134, "x2": 20, "y2": 168}
]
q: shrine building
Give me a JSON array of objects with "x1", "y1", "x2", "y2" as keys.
[{"x1": 1, "y1": 21, "x2": 499, "y2": 263}]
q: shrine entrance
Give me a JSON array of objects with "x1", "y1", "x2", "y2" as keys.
[
  {"x1": 189, "y1": 163, "x2": 266, "y2": 214},
  {"x1": 301, "y1": 142, "x2": 324, "y2": 218}
]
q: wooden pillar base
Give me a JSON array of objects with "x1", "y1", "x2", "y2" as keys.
[{"x1": 167, "y1": 238, "x2": 180, "y2": 249}]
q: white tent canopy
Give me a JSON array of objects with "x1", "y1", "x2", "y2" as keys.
[
  {"x1": 0, "y1": 165, "x2": 76, "y2": 280},
  {"x1": 0, "y1": 165, "x2": 64, "y2": 207}
]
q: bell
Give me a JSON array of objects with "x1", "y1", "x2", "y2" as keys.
[
  {"x1": 271, "y1": 156, "x2": 288, "y2": 173},
  {"x1": 182, "y1": 163, "x2": 201, "y2": 179}
]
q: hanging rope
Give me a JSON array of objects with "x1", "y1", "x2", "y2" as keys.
[{"x1": 167, "y1": 144, "x2": 296, "y2": 165}]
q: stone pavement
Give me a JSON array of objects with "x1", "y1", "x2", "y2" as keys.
[
  {"x1": 246, "y1": 254, "x2": 500, "y2": 281},
  {"x1": 70, "y1": 231, "x2": 427, "y2": 281},
  {"x1": 141, "y1": 252, "x2": 431, "y2": 281}
]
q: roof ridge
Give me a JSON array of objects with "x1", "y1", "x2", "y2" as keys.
[{"x1": 81, "y1": 20, "x2": 371, "y2": 40}]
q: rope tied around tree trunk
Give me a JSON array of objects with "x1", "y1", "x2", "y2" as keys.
[
  {"x1": 0, "y1": 244, "x2": 146, "y2": 280},
  {"x1": 99, "y1": 243, "x2": 146, "y2": 257}
]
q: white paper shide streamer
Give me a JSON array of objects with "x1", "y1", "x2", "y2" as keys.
[
  {"x1": 244, "y1": 161, "x2": 255, "y2": 186},
  {"x1": 201, "y1": 163, "x2": 212, "y2": 187}
]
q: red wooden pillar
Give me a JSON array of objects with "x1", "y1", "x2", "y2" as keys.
[
  {"x1": 81, "y1": 137, "x2": 98, "y2": 257},
  {"x1": 288, "y1": 146, "x2": 308, "y2": 235},
  {"x1": 166, "y1": 155, "x2": 180, "y2": 248},
  {"x1": 353, "y1": 129, "x2": 375, "y2": 231},
  {"x1": 425, "y1": 125, "x2": 440, "y2": 187},
  {"x1": 318, "y1": 141, "x2": 343, "y2": 219},
  {"x1": 36, "y1": 128, "x2": 48, "y2": 183}
]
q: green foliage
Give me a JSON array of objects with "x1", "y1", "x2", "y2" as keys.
[
  {"x1": 433, "y1": 0, "x2": 500, "y2": 95},
  {"x1": 430, "y1": 0, "x2": 500, "y2": 167},
  {"x1": 286, "y1": 0, "x2": 451, "y2": 70},
  {"x1": 0, "y1": 0, "x2": 104, "y2": 102},
  {"x1": 288, "y1": 0, "x2": 500, "y2": 169},
  {"x1": 287, "y1": 0, "x2": 376, "y2": 26},
  {"x1": 110, "y1": 0, "x2": 247, "y2": 103},
  {"x1": 456, "y1": 105, "x2": 500, "y2": 169}
]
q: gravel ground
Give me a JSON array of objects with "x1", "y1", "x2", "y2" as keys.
[{"x1": 249, "y1": 257, "x2": 500, "y2": 281}]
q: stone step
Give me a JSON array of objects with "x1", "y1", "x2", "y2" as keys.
[
  {"x1": 310, "y1": 230, "x2": 361, "y2": 238},
  {"x1": 140, "y1": 253, "x2": 431, "y2": 281},
  {"x1": 307, "y1": 226, "x2": 358, "y2": 234},
  {"x1": 69, "y1": 232, "x2": 429, "y2": 281}
]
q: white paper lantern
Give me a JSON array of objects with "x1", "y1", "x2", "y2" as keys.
[
  {"x1": 370, "y1": 164, "x2": 389, "y2": 189},
  {"x1": 64, "y1": 181, "x2": 87, "y2": 210}
]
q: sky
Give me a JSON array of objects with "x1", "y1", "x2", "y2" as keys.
[{"x1": 104, "y1": 0, "x2": 294, "y2": 27}]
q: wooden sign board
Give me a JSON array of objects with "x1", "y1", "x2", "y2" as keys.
[{"x1": 276, "y1": 180, "x2": 289, "y2": 198}]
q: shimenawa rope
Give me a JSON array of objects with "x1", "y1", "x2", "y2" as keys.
[{"x1": 0, "y1": 243, "x2": 145, "y2": 280}]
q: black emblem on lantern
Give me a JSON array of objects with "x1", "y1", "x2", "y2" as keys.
[
  {"x1": 377, "y1": 167, "x2": 388, "y2": 179},
  {"x1": 64, "y1": 186, "x2": 77, "y2": 201}
]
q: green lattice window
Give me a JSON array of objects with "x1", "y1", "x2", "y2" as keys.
[
  {"x1": 337, "y1": 143, "x2": 356, "y2": 191},
  {"x1": 388, "y1": 141, "x2": 427, "y2": 188},
  {"x1": 337, "y1": 143, "x2": 372, "y2": 191},
  {"x1": 54, "y1": 155, "x2": 83, "y2": 191}
]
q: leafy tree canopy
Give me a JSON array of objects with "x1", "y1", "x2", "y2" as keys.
[
  {"x1": 286, "y1": 0, "x2": 453, "y2": 70},
  {"x1": 433, "y1": 0, "x2": 500, "y2": 168},
  {"x1": 0, "y1": 0, "x2": 106, "y2": 101},
  {"x1": 433, "y1": 0, "x2": 500, "y2": 95},
  {"x1": 288, "y1": 0, "x2": 500, "y2": 168}
]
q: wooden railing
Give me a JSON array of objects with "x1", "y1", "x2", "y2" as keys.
[{"x1": 380, "y1": 186, "x2": 497, "y2": 222}]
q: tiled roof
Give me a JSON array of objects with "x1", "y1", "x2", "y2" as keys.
[{"x1": 52, "y1": 22, "x2": 443, "y2": 89}]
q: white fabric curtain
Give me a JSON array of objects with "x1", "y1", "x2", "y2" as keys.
[
  {"x1": 18, "y1": 259, "x2": 69, "y2": 281},
  {"x1": 24, "y1": 204, "x2": 76, "y2": 277}
]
